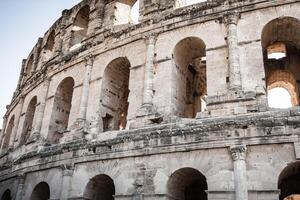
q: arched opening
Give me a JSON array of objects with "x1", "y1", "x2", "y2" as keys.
[
  {"x1": 172, "y1": 37, "x2": 207, "y2": 118},
  {"x1": 48, "y1": 77, "x2": 74, "y2": 144},
  {"x1": 70, "y1": 5, "x2": 90, "y2": 50},
  {"x1": 262, "y1": 17, "x2": 300, "y2": 108},
  {"x1": 100, "y1": 57, "x2": 130, "y2": 132},
  {"x1": 268, "y1": 87, "x2": 293, "y2": 108},
  {"x1": 278, "y1": 161, "x2": 300, "y2": 200},
  {"x1": 43, "y1": 30, "x2": 55, "y2": 60},
  {"x1": 167, "y1": 167, "x2": 208, "y2": 200},
  {"x1": 20, "y1": 96, "x2": 37, "y2": 145},
  {"x1": 2, "y1": 115, "x2": 15, "y2": 150},
  {"x1": 83, "y1": 174, "x2": 115, "y2": 200},
  {"x1": 25, "y1": 54, "x2": 34, "y2": 78},
  {"x1": 114, "y1": 0, "x2": 139, "y2": 25},
  {"x1": 175, "y1": 0, "x2": 207, "y2": 9},
  {"x1": 30, "y1": 182, "x2": 50, "y2": 200},
  {"x1": 1, "y1": 189, "x2": 11, "y2": 200}
]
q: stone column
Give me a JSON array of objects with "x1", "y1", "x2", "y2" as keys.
[
  {"x1": 230, "y1": 145, "x2": 248, "y2": 200},
  {"x1": 15, "y1": 174, "x2": 26, "y2": 200},
  {"x1": 55, "y1": 10, "x2": 68, "y2": 55},
  {"x1": 17, "y1": 59, "x2": 27, "y2": 90},
  {"x1": 31, "y1": 78, "x2": 50, "y2": 139},
  {"x1": 10, "y1": 96, "x2": 25, "y2": 149},
  {"x1": 225, "y1": 12, "x2": 242, "y2": 91},
  {"x1": 93, "y1": 0, "x2": 105, "y2": 31},
  {"x1": 60, "y1": 164, "x2": 74, "y2": 200},
  {"x1": 142, "y1": 34, "x2": 156, "y2": 109},
  {"x1": 77, "y1": 56, "x2": 93, "y2": 121},
  {"x1": 0, "y1": 115, "x2": 8, "y2": 149},
  {"x1": 32, "y1": 38, "x2": 43, "y2": 72}
]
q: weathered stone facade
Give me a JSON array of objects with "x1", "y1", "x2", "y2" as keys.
[{"x1": 1, "y1": 0, "x2": 300, "y2": 199}]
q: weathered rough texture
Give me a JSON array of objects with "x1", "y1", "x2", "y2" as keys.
[{"x1": 1, "y1": 0, "x2": 300, "y2": 200}]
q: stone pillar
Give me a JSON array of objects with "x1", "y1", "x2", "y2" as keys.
[
  {"x1": 93, "y1": 0, "x2": 105, "y2": 31},
  {"x1": 225, "y1": 11, "x2": 242, "y2": 91},
  {"x1": 0, "y1": 115, "x2": 8, "y2": 149},
  {"x1": 60, "y1": 164, "x2": 74, "y2": 200},
  {"x1": 10, "y1": 96, "x2": 25, "y2": 149},
  {"x1": 31, "y1": 79, "x2": 50, "y2": 139},
  {"x1": 230, "y1": 145, "x2": 248, "y2": 200},
  {"x1": 77, "y1": 56, "x2": 93, "y2": 121},
  {"x1": 15, "y1": 174, "x2": 26, "y2": 200},
  {"x1": 142, "y1": 34, "x2": 156, "y2": 109},
  {"x1": 17, "y1": 59, "x2": 27, "y2": 90},
  {"x1": 56, "y1": 10, "x2": 69, "y2": 55},
  {"x1": 32, "y1": 38, "x2": 43, "y2": 72}
]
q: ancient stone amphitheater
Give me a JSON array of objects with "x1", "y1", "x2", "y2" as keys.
[{"x1": 1, "y1": 0, "x2": 300, "y2": 199}]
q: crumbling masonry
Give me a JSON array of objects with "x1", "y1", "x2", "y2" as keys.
[{"x1": 1, "y1": 0, "x2": 300, "y2": 199}]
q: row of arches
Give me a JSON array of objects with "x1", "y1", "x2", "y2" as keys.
[
  {"x1": 23, "y1": 0, "x2": 140, "y2": 79},
  {"x1": 3, "y1": 16, "x2": 300, "y2": 148},
  {"x1": 2, "y1": 162, "x2": 300, "y2": 200}
]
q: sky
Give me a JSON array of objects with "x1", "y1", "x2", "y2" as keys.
[{"x1": 0, "y1": 0, "x2": 81, "y2": 127}]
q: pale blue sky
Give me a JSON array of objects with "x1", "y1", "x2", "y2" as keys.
[{"x1": 0, "y1": 0, "x2": 81, "y2": 127}]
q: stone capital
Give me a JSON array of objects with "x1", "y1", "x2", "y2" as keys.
[
  {"x1": 17, "y1": 173, "x2": 26, "y2": 184},
  {"x1": 60, "y1": 164, "x2": 74, "y2": 176},
  {"x1": 144, "y1": 33, "x2": 158, "y2": 45},
  {"x1": 230, "y1": 145, "x2": 247, "y2": 161},
  {"x1": 223, "y1": 11, "x2": 240, "y2": 25},
  {"x1": 84, "y1": 55, "x2": 94, "y2": 67}
]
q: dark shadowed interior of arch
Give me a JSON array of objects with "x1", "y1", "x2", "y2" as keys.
[
  {"x1": 1, "y1": 189, "x2": 11, "y2": 200},
  {"x1": 278, "y1": 162, "x2": 300, "y2": 200},
  {"x1": 43, "y1": 30, "x2": 56, "y2": 61},
  {"x1": 48, "y1": 77, "x2": 74, "y2": 144},
  {"x1": 70, "y1": 5, "x2": 90, "y2": 49},
  {"x1": 167, "y1": 167, "x2": 208, "y2": 200},
  {"x1": 25, "y1": 54, "x2": 34, "y2": 78},
  {"x1": 20, "y1": 96, "x2": 37, "y2": 145},
  {"x1": 262, "y1": 17, "x2": 300, "y2": 108},
  {"x1": 2, "y1": 115, "x2": 15, "y2": 150},
  {"x1": 30, "y1": 182, "x2": 50, "y2": 200},
  {"x1": 100, "y1": 57, "x2": 130, "y2": 132},
  {"x1": 83, "y1": 174, "x2": 115, "y2": 200},
  {"x1": 173, "y1": 37, "x2": 207, "y2": 118}
]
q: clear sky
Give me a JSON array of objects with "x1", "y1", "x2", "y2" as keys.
[{"x1": 0, "y1": 0, "x2": 81, "y2": 127}]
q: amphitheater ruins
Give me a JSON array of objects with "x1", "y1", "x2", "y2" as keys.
[{"x1": 1, "y1": 0, "x2": 300, "y2": 199}]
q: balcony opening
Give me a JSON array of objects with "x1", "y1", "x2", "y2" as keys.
[
  {"x1": 1, "y1": 190, "x2": 11, "y2": 200},
  {"x1": 70, "y1": 5, "x2": 90, "y2": 51},
  {"x1": 167, "y1": 167, "x2": 208, "y2": 200},
  {"x1": 30, "y1": 182, "x2": 50, "y2": 200},
  {"x1": 48, "y1": 77, "x2": 74, "y2": 143},
  {"x1": 20, "y1": 96, "x2": 37, "y2": 145},
  {"x1": 83, "y1": 174, "x2": 115, "y2": 200},
  {"x1": 100, "y1": 57, "x2": 130, "y2": 132},
  {"x1": 1, "y1": 115, "x2": 15, "y2": 150},
  {"x1": 262, "y1": 17, "x2": 300, "y2": 108},
  {"x1": 278, "y1": 161, "x2": 300, "y2": 200},
  {"x1": 114, "y1": 0, "x2": 139, "y2": 25},
  {"x1": 172, "y1": 37, "x2": 207, "y2": 118},
  {"x1": 43, "y1": 30, "x2": 55, "y2": 61},
  {"x1": 25, "y1": 54, "x2": 34, "y2": 78}
]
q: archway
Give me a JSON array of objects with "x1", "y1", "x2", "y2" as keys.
[
  {"x1": 25, "y1": 54, "x2": 34, "y2": 78},
  {"x1": 83, "y1": 174, "x2": 115, "y2": 200},
  {"x1": 172, "y1": 37, "x2": 207, "y2": 118},
  {"x1": 278, "y1": 162, "x2": 300, "y2": 200},
  {"x1": 2, "y1": 115, "x2": 15, "y2": 150},
  {"x1": 261, "y1": 17, "x2": 300, "y2": 108},
  {"x1": 48, "y1": 77, "x2": 74, "y2": 143},
  {"x1": 1, "y1": 189, "x2": 11, "y2": 200},
  {"x1": 100, "y1": 57, "x2": 130, "y2": 132},
  {"x1": 20, "y1": 96, "x2": 37, "y2": 145},
  {"x1": 70, "y1": 5, "x2": 90, "y2": 50},
  {"x1": 43, "y1": 30, "x2": 55, "y2": 61},
  {"x1": 30, "y1": 182, "x2": 50, "y2": 200},
  {"x1": 167, "y1": 167, "x2": 208, "y2": 200}
]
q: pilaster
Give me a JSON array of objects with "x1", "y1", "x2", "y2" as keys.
[
  {"x1": 10, "y1": 96, "x2": 25, "y2": 149},
  {"x1": 60, "y1": 164, "x2": 74, "y2": 200},
  {"x1": 15, "y1": 174, "x2": 26, "y2": 200},
  {"x1": 230, "y1": 145, "x2": 248, "y2": 200}
]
